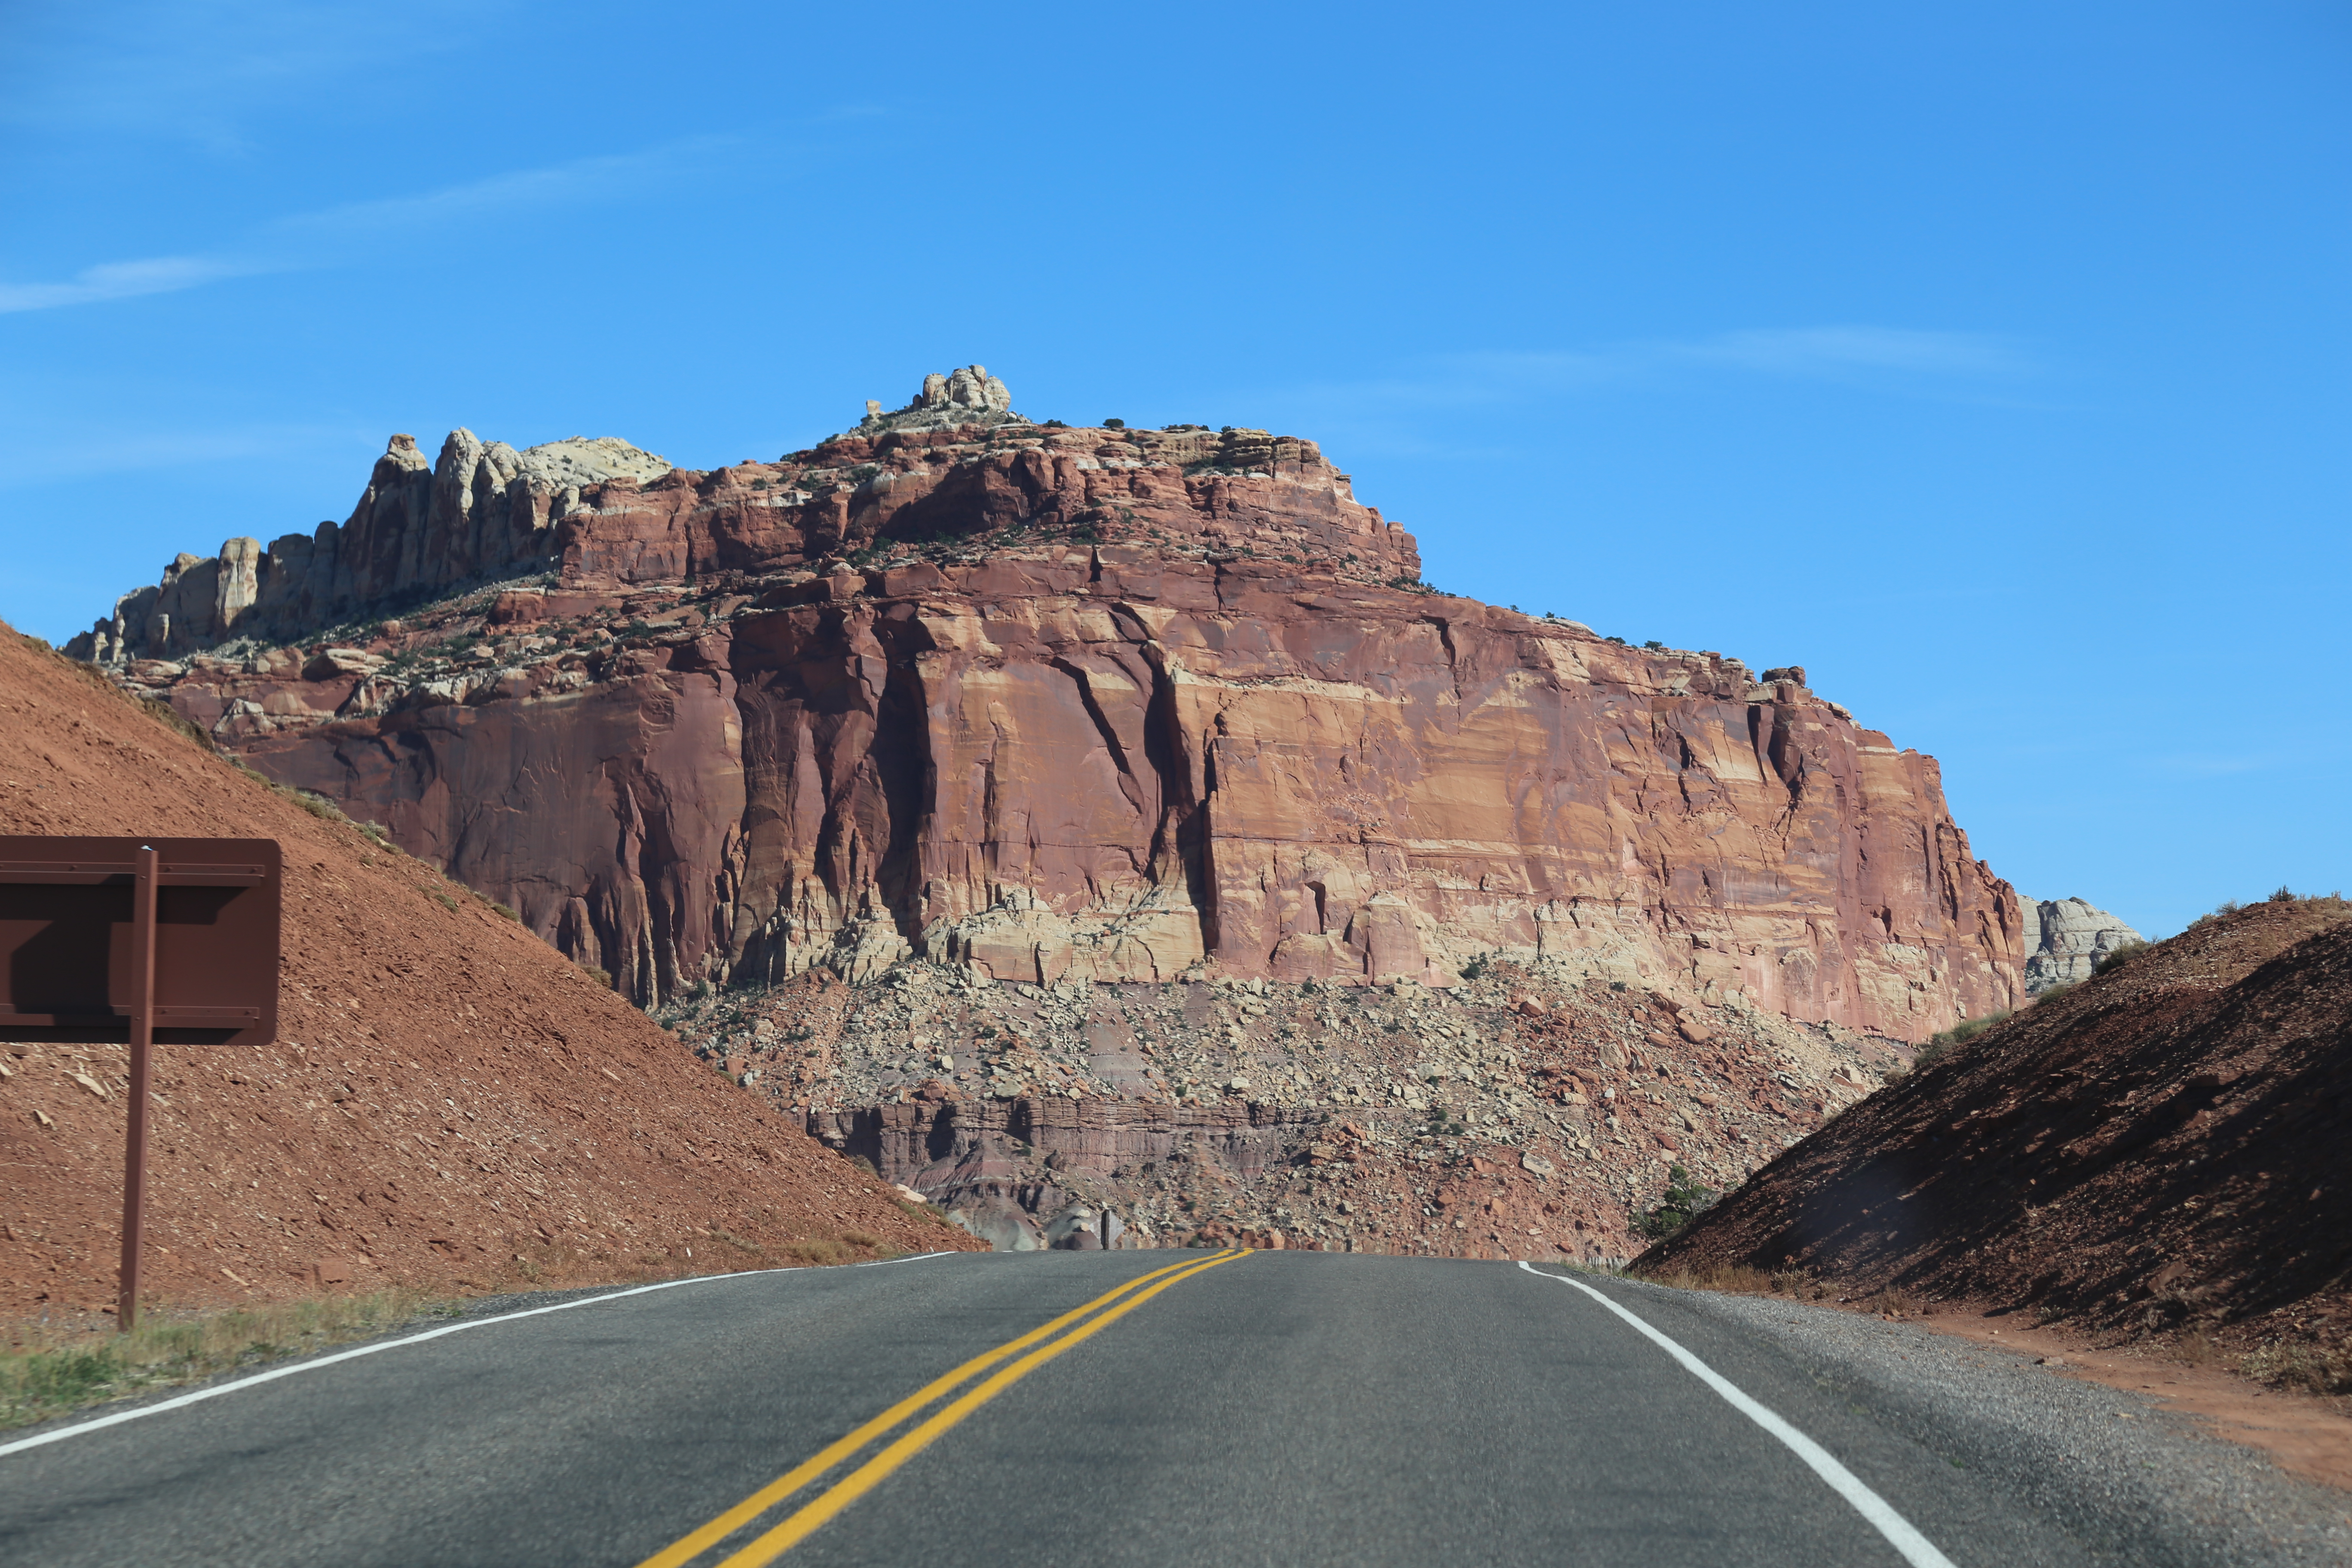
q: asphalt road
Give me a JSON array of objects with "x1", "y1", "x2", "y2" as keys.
[{"x1": 0, "y1": 1251, "x2": 2275, "y2": 1566}]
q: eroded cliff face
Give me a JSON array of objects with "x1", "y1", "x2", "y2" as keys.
[{"x1": 79, "y1": 368, "x2": 2023, "y2": 1044}]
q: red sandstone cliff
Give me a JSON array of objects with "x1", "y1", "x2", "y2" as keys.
[{"x1": 71, "y1": 368, "x2": 2023, "y2": 1042}]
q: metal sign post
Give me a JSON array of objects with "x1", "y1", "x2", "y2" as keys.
[
  {"x1": 122, "y1": 845, "x2": 156, "y2": 1329},
  {"x1": 0, "y1": 836, "x2": 281, "y2": 1331}
]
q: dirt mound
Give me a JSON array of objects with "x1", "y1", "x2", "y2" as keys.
[
  {"x1": 0, "y1": 628, "x2": 975, "y2": 1329},
  {"x1": 1642, "y1": 895, "x2": 2352, "y2": 1385}
]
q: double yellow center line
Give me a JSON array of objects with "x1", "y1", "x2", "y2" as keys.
[{"x1": 635, "y1": 1248, "x2": 1250, "y2": 1568}]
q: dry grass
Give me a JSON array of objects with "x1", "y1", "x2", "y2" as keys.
[
  {"x1": 891, "y1": 1196, "x2": 957, "y2": 1227},
  {"x1": 1, "y1": 1223, "x2": 913, "y2": 1432},
  {"x1": 1635, "y1": 1260, "x2": 1776, "y2": 1295},
  {"x1": 1635, "y1": 1258, "x2": 1852, "y2": 1302},
  {"x1": 0, "y1": 1287, "x2": 439, "y2": 1433},
  {"x1": 1772, "y1": 1267, "x2": 1834, "y2": 1301},
  {"x1": 2243, "y1": 1340, "x2": 2352, "y2": 1397}
]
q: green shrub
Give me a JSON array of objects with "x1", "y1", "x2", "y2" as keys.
[{"x1": 1634, "y1": 1165, "x2": 1718, "y2": 1240}]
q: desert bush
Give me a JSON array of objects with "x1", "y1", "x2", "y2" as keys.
[
  {"x1": 778, "y1": 1237, "x2": 858, "y2": 1267},
  {"x1": 1912, "y1": 1009, "x2": 2010, "y2": 1070},
  {"x1": 1770, "y1": 1265, "x2": 1831, "y2": 1299},
  {"x1": 2244, "y1": 1341, "x2": 2352, "y2": 1396},
  {"x1": 286, "y1": 788, "x2": 349, "y2": 824},
  {"x1": 1633, "y1": 1164, "x2": 1718, "y2": 1240},
  {"x1": 2093, "y1": 940, "x2": 2150, "y2": 975}
]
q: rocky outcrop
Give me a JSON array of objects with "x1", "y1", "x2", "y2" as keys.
[
  {"x1": 2020, "y1": 897, "x2": 2145, "y2": 993},
  {"x1": 65, "y1": 431, "x2": 672, "y2": 663},
  {"x1": 857, "y1": 363, "x2": 1020, "y2": 433},
  {"x1": 666, "y1": 956, "x2": 1907, "y2": 1258},
  {"x1": 81, "y1": 368, "x2": 2024, "y2": 1044}
]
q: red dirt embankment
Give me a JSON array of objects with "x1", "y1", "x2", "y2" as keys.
[
  {"x1": 1643, "y1": 895, "x2": 2352, "y2": 1383},
  {"x1": 0, "y1": 628, "x2": 977, "y2": 1329}
]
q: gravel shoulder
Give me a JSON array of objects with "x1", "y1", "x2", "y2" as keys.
[{"x1": 1616, "y1": 1276, "x2": 2352, "y2": 1567}]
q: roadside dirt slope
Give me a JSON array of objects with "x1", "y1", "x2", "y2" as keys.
[
  {"x1": 0, "y1": 627, "x2": 974, "y2": 1329},
  {"x1": 1644, "y1": 896, "x2": 2352, "y2": 1381}
]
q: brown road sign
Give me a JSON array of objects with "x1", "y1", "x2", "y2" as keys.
[
  {"x1": 0, "y1": 836, "x2": 282, "y2": 1328},
  {"x1": 0, "y1": 836, "x2": 280, "y2": 1044}
]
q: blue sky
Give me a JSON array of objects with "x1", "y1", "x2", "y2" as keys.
[{"x1": 2, "y1": 2, "x2": 2345, "y2": 937}]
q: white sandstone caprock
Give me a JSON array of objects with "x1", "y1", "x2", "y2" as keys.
[{"x1": 2021, "y1": 897, "x2": 2145, "y2": 993}]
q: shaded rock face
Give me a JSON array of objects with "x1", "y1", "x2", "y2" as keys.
[
  {"x1": 2021, "y1": 897, "x2": 2145, "y2": 994},
  {"x1": 84, "y1": 368, "x2": 2023, "y2": 1044}
]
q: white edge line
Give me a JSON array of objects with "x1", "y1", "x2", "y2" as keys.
[
  {"x1": 0, "y1": 1250, "x2": 959, "y2": 1461},
  {"x1": 1517, "y1": 1261, "x2": 1957, "y2": 1568}
]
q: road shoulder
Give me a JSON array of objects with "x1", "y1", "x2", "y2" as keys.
[{"x1": 1591, "y1": 1274, "x2": 2352, "y2": 1568}]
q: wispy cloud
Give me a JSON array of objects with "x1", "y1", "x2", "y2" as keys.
[
  {"x1": 1670, "y1": 326, "x2": 2034, "y2": 379},
  {"x1": 0, "y1": 1, "x2": 482, "y2": 149},
  {"x1": 0, "y1": 138, "x2": 734, "y2": 316},
  {"x1": 1225, "y1": 328, "x2": 2043, "y2": 459},
  {"x1": 0, "y1": 256, "x2": 269, "y2": 313},
  {"x1": 1443, "y1": 328, "x2": 2037, "y2": 394}
]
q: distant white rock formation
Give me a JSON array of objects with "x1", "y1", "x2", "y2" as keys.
[
  {"x1": 2021, "y1": 897, "x2": 2145, "y2": 993},
  {"x1": 858, "y1": 364, "x2": 1021, "y2": 433}
]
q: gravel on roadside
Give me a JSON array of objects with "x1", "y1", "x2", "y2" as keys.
[{"x1": 1632, "y1": 1279, "x2": 2352, "y2": 1568}]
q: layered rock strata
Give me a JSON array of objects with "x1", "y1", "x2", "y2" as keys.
[
  {"x1": 2020, "y1": 897, "x2": 2146, "y2": 994},
  {"x1": 77, "y1": 368, "x2": 2023, "y2": 1047}
]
